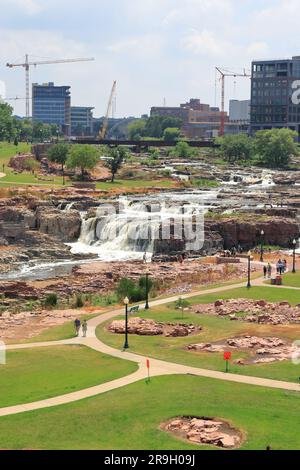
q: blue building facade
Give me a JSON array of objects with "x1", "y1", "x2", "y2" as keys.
[{"x1": 32, "y1": 82, "x2": 71, "y2": 136}]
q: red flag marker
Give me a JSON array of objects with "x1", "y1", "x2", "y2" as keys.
[{"x1": 224, "y1": 351, "x2": 231, "y2": 373}]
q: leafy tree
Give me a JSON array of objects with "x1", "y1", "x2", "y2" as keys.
[
  {"x1": 170, "y1": 141, "x2": 194, "y2": 158},
  {"x1": 218, "y1": 134, "x2": 253, "y2": 163},
  {"x1": 0, "y1": 103, "x2": 14, "y2": 141},
  {"x1": 67, "y1": 144, "x2": 99, "y2": 180},
  {"x1": 163, "y1": 127, "x2": 181, "y2": 142},
  {"x1": 105, "y1": 146, "x2": 127, "y2": 183},
  {"x1": 175, "y1": 297, "x2": 190, "y2": 319},
  {"x1": 33, "y1": 122, "x2": 52, "y2": 141},
  {"x1": 254, "y1": 128, "x2": 298, "y2": 168},
  {"x1": 128, "y1": 120, "x2": 146, "y2": 140},
  {"x1": 48, "y1": 143, "x2": 70, "y2": 185}
]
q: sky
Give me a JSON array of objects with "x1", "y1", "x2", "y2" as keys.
[{"x1": 0, "y1": 0, "x2": 300, "y2": 118}]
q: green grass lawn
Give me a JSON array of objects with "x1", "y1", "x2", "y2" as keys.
[
  {"x1": 97, "y1": 285, "x2": 300, "y2": 383},
  {"x1": 0, "y1": 142, "x2": 31, "y2": 166},
  {"x1": 0, "y1": 345, "x2": 137, "y2": 408},
  {"x1": 20, "y1": 313, "x2": 101, "y2": 344},
  {"x1": 0, "y1": 375, "x2": 299, "y2": 449},
  {"x1": 275, "y1": 272, "x2": 300, "y2": 289}
]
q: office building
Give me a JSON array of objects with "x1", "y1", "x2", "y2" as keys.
[
  {"x1": 32, "y1": 82, "x2": 71, "y2": 136},
  {"x1": 71, "y1": 106, "x2": 94, "y2": 136},
  {"x1": 250, "y1": 56, "x2": 300, "y2": 138}
]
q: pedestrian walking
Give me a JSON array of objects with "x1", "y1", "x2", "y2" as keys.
[
  {"x1": 74, "y1": 318, "x2": 81, "y2": 337},
  {"x1": 263, "y1": 265, "x2": 267, "y2": 278},
  {"x1": 82, "y1": 320, "x2": 88, "y2": 338},
  {"x1": 143, "y1": 252, "x2": 147, "y2": 264},
  {"x1": 267, "y1": 263, "x2": 272, "y2": 278}
]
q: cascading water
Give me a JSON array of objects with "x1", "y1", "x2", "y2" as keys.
[{"x1": 69, "y1": 190, "x2": 219, "y2": 261}]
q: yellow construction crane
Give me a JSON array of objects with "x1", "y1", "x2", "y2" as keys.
[
  {"x1": 99, "y1": 80, "x2": 117, "y2": 140},
  {"x1": 6, "y1": 54, "x2": 95, "y2": 118}
]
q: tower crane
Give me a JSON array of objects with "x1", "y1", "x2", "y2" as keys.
[
  {"x1": 99, "y1": 80, "x2": 117, "y2": 140},
  {"x1": 6, "y1": 55, "x2": 95, "y2": 118},
  {"x1": 215, "y1": 67, "x2": 251, "y2": 136}
]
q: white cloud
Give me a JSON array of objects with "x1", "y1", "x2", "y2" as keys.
[
  {"x1": 0, "y1": 0, "x2": 43, "y2": 15},
  {"x1": 182, "y1": 29, "x2": 231, "y2": 57},
  {"x1": 247, "y1": 41, "x2": 269, "y2": 60}
]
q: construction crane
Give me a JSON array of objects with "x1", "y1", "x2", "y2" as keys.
[
  {"x1": 99, "y1": 80, "x2": 117, "y2": 140},
  {"x1": 215, "y1": 67, "x2": 251, "y2": 136},
  {"x1": 6, "y1": 55, "x2": 95, "y2": 118}
]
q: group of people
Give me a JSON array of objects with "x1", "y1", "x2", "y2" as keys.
[
  {"x1": 276, "y1": 259, "x2": 287, "y2": 275},
  {"x1": 74, "y1": 318, "x2": 88, "y2": 337},
  {"x1": 263, "y1": 259, "x2": 287, "y2": 278}
]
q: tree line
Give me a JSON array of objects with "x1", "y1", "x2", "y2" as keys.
[
  {"x1": 217, "y1": 128, "x2": 299, "y2": 168},
  {"x1": 48, "y1": 143, "x2": 127, "y2": 183},
  {"x1": 0, "y1": 102, "x2": 62, "y2": 144}
]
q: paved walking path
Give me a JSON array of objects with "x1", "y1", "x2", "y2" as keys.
[{"x1": 0, "y1": 268, "x2": 299, "y2": 418}]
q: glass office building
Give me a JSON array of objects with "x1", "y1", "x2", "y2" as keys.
[
  {"x1": 250, "y1": 56, "x2": 300, "y2": 138},
  {"x1": 32, "y1": 82, "x2": 71, "y2": 136}
]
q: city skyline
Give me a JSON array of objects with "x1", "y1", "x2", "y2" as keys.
[{"x1": 1, "y1": 0, "x2": 300, "y2": 117}]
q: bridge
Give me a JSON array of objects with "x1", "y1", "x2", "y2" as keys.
[{"x1": 69, "y1": 138, "x2": 220, "y2": 148}]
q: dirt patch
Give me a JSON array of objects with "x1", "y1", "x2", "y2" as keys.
[
  {"x1": 108, "y1": 317, "x2": 202, "y2": 337},
  {"x1": 162, "y1": 416, "x2": 243, "y2": 449},
  {"x1": 186, "y1": 335, "x2": 299, "y2": 364}
]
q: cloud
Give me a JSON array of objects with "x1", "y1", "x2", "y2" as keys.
[
  {"x1": 247, "y1": 41, "x2": 269, "y2": 60},
  {"x1": 182, "y1": 29, "x2": 231, "y2": 57},
  {"x1": 0, "y1": 0, "x2": 43, "y2": 15}
]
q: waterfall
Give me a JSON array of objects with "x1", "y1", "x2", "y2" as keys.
[{"x1": 68, "y1": 191, "x2": 217, "y2": 261}]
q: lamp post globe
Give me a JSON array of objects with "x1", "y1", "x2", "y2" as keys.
[{"x1": 260, "y1": 230, "x2": 265, "y2": 263}]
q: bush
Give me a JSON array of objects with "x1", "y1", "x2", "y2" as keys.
[
  {"x1": 116, "y1": 276, "x2": 156, "y2": 303},
  {"x1": 74, "y1": 294, "x2": 84, "y2": 309},
  {"x1": 45, "y1": 293, "x2": 58, "y2": 308}
]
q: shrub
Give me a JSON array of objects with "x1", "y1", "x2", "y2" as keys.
[{"x1": 45, "y1": 293, "x2": 58, "y2": 308}]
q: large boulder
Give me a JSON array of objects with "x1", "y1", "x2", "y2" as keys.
[{"x1": 36, "y1": 208, "x2": 82, "y2": 242}]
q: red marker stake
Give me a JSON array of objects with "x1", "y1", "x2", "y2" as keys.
[
  {"x1": 224, "y1": 352, "x2": 232, "y2": 373},
  {"x1": 146, "y1": 359, "x2": 150, "y2": 383}
]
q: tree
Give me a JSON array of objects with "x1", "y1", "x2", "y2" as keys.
[
  {"x1": 105, "y1": 146, "x2": 127, "y2": 183},
  {"x1": 175, "y1": 297, "x2": 190, "y2": 319},
  {"x1": 0, "y1": 103, "x2": 14, "y2": 141},
  {"x1": 67, "y1": 144, "x2": 99, "y2": 180},
  {"x1": 48, "y1": 143, "x2": 70, "y2": 185},
  {"x1": 163, "y1": 127, "x2": 181, "y2": 143},
  {"x1": 218, "y1": 134, "x2": 253, "y2": 163},
  {"x1": 170, "y1": 141, "x2": 194, "y2": 158},
  {"x1": 127, "y1": 120, "x2": 146, "y2": 140},
  {"x1": 254, "y1": 128, "x2": 298, "y2": 168}
]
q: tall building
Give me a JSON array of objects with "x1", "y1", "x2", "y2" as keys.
[
  {"x1": 71, "y1": 106, "x2": 94, "y2": 136},
  {"x1": 229, "y1": 100, "x2": 250, "y2": 122},
  {"x1": 250, "y1": 56, "x2": 300, "y2": 138},
  {"x1": 32, "y1": 82, "x2": 71, "y2": 136}
]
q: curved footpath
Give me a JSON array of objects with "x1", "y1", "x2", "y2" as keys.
[{"x1": 0, "y1": 265, "x2": 299, "y2": 418}]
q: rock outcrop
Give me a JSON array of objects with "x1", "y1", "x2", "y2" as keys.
[
  {"x1": 108, "y1": 317, "x2": 201, "y2": 337},
  {"x1": 164, "y1": 417, "x2": 242, "y2": 449},
  {"x1": 36, "y1": 208, "x2": 81, "y2": 242}
]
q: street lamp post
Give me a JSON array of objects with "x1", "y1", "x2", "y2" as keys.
[
  {"x1": 123, "y1": 297, "x2": 129, "y2": 350},
  {"x1": 260, "y1": 230, "x2": 265, "y2": 263},
  {"x1": 145, "y1": 272, "x2": 150, "y2": 310},
  {"x1": 247, "y1": 251, "x2": 252, "y2": 289},
  {"x1": 292, "y1": 239, "x2": 297, "y2": 274}
]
